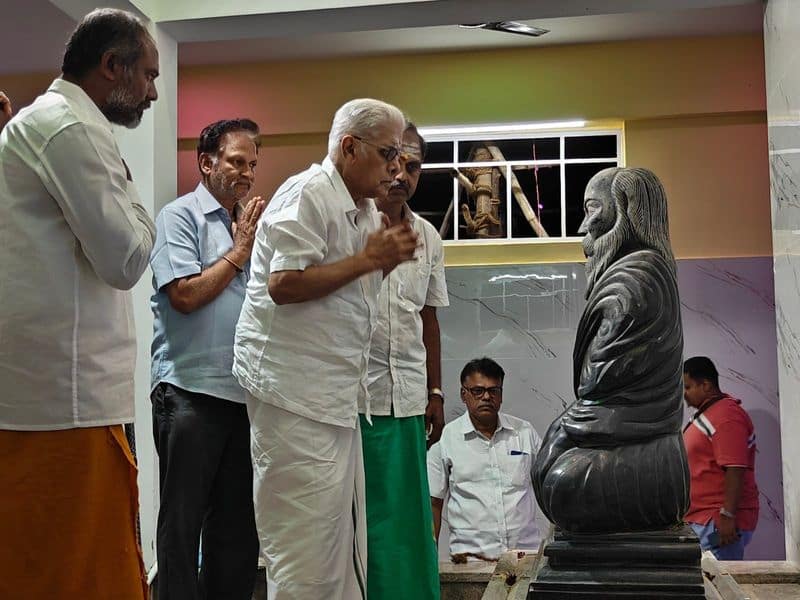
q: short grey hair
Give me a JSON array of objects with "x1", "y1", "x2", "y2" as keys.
[{"x1": 327, "y1": 98, "x2": 405, "y2": 159}]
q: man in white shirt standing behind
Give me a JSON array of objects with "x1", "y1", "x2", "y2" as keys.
[
  {"x1": 428, "y1": 358, "x2": 545, "y2": 562},
  {"x1": 234, "y1": 98, "x2": 418, "y2": 600},
  {"x1": 0, "y1": 8, "x2": 158, "y2": 600},
  {"x1": 361, "y1": 121, "x2": 448, "y2": 600}
]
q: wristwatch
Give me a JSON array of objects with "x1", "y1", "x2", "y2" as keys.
[
  {"x1": 428, "y1": 387, "x2": 444, "y2": 401},
  {"x1": 719, "y1": 507, "x2": 736, "y2": 519}
]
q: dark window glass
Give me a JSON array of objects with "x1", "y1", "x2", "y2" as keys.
[
  {"x1": 424, "y1": 141, "x2": 454, "y2": 164},
  {"x1": 408, "y1": 170, "x2": 456, "y2": 240},
  {"x1": 565, "y1": 135, "x2": 617, "y2": 159},
  {"x1": 510, "y1": 165, "x2": 561, "y2": 238},
  {"x1": 457, "y1": 138, "x2": 559, "y2": 162},
  {"x1": 565, "y1": 162, "x2": 618, "y2": 236}
]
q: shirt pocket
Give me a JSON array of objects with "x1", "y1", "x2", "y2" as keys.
[
  {"x1": 500, "y1": 450, "x2": 532, "y2": 488},
  {"x1": 397, "y1": 259, "x2": 432, "y2": 310}
]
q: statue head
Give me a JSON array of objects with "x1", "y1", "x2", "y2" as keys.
[{"x1": 580, "y1": 167, "x2": 675, "y2": 295}]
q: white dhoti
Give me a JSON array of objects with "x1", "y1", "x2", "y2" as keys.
[{"x1": 247, "y1": 396, "x2": 367, "y2": 600}]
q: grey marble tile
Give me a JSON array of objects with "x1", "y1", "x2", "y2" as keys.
[
  {"x1": 765, "y1": 0, "x2": 800, "y2": 563},
  {"x1": 437, "y1": 257, "x2": 783, "y2": 559}
]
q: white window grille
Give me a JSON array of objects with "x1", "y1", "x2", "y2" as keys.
[{"x1": 411, "y1": 126, "x2": 622, "y2": 243}]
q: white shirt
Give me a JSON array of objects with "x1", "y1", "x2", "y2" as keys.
[
  {"x1": 364, "y1": 207, "x2": 449, "y2": 417},
  {"x1": 0, "y1": 79, "x2": 155, "y2": 430},
  {"x1": 233, "y1": 157, "x2": 382, "y2": 428},
  {"x1": 427, "y1": 411, "x2": 545, "y2": 558}
]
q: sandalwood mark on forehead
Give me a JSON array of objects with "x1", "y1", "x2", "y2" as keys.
[{"x1": 402, "y1": 141, "x2": 421, "y2": 156}]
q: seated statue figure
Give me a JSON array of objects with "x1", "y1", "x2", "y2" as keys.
[{"x1": 532, "y1": 167, "x2": 689, "y2": 534}]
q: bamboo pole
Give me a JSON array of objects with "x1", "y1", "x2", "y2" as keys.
[{"x1": 484, "y1": 143, "x2": 549, "y2": 238}]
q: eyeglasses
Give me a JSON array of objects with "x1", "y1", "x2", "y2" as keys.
[
  {"x1": 352, "y1": 135, "x2": 401, "y2": 163},
  {"x1": 462, "y1": 386, "x2": 503, "y2": 398}
]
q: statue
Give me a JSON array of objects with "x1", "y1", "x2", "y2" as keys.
[{"x1": 532, "y1": 167, "x2": 689, "y2": 534}]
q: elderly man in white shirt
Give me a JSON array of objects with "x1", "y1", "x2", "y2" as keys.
[
  {"x1": 428, "y1": 358, "x2": 545, "y2": 562},
  {"x1": 0, "y1": 9, "x2": 158, "y2": 600},
  {"x1": 361, "y1": 122, "x2": 449, "y2": 600},
  {"x1": 233, "y1": 98, "x2": 418, "y2": 600}
]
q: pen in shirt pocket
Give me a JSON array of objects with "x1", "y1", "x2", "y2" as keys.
[{"x1": 508, "y1": 450, "x2": 528, "y2": 456}]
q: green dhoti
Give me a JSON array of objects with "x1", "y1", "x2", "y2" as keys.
[{"x1": 360, "y1": 414, "x2": 440, "y2": 600}]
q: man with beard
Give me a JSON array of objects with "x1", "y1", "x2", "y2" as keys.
[
  {"x1": 149, "y1": 119, "x2": 264, "y2": 600},
  {"x1": 361, "y1": 122, "x2": 448, "y2": 599},
  {"x1": 0, "y1": 8, "x2": 158, "y2": 599},
  {"x1": 532, "y1": 167, "x2": 689, "y2": 535},
  {"x1": 234, "y1": 98, "x2": 418, "y2": 600}
]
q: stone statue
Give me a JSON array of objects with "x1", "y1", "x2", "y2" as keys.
[{"x1": 532, "y1": 167, "x2": 690, "y2": 534}]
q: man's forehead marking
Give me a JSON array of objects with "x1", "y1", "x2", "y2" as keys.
[{"x1": 402, "y1": 140, "x2": 422, "y2": 158}]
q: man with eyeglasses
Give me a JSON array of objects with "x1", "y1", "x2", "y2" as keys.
[
  {"x1": 234, "y1": 98, "x2": 418, "y2": 600},
  {"x1": 427, "y1": 357, "x2": 544, "y2": 562},
  {"x1": 361, "y1": 121, "x2": 448, "y2": 600}
]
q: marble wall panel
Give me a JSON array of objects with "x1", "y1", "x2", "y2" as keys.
[
  {"x1": 765, "y1": 0, "x2": 800, "y2": 562},
  {"x1": 435, "y1": 257, "x2": 782, "y2": 560}
]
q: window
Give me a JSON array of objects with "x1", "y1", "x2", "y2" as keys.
[{"x1": 411, "y1": 126, "x2": 622, "y2": 243}]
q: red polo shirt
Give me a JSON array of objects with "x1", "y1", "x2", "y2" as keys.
[{"x1": 683, "y1": 396, "x2": 759, "y2": 531}]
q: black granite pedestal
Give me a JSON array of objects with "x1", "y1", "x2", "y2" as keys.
[{"x1": 529, "y1": 526, "x2": 706, "y2": 599}]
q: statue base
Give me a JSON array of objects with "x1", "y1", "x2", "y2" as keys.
[{"x1": 528, "y1": 526, "x2": 706, "y2": 599}]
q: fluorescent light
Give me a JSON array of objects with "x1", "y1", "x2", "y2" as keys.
[
  {"x1": 488, "y1": 273, "x2": 568, "y2": 283},
  {"x1": 418, "y1": 120, "x2": 586, "y2": 137}
]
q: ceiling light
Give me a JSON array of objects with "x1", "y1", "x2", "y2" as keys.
[
  {"x1": 418, "y1": 120, "x2": 586, "y2": 137},
  {"x1": 459, "y1": 21, "x2": 550, "y2": 38}
]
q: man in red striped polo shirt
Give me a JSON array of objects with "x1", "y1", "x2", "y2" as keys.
[{"x1": 683, "y1": 356, "x2": 759, "y2": 560}]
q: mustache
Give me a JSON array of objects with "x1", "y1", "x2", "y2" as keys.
[{"x1": 389, "y1": 181, "x2": 409, "y2": 193}]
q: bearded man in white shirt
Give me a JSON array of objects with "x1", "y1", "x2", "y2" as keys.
[
  {"x1": 428, "y1": 358, "x2": 545, "y2": 562},
  {"x1": 234, "y1": 98, "x2": 418, "y2": 600},
  {"x1": 0, "y1": 9, "x2": 158, "y2": 600},
  {"x1": 361, "y1": 122, "x2": 448, "y2": 600}
]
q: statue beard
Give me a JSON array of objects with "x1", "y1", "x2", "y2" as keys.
[{"x1": 583, "y1": 213, "x2": 634, "y2": 298}]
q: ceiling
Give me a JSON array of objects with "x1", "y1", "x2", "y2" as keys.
[{"x1": 0, "y1": 0, "x2": 763, "y2": 74}]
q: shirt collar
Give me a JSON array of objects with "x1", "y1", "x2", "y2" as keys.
[
  {"x1": 401, "y1": 203, "x2": 418, "y2": 224},
  {"x1": 459, "y1": 411, "x2": 515, "y2": 437},
  {"x1": 321, "y1": 155, "x2": 367, "y2": 216},
  {"x1": 48, "y1": 78, "x2": 112, "y2": 132},
  {"x1": 195, "y1": 182, "x2": 227, "y2": 216}
]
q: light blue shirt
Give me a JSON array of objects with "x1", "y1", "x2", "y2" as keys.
[{"x1": 150, "y1": 183, "x2": 248, "y2": 403}]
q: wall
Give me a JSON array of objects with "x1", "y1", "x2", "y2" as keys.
[
  {"x1": 0, "y1": 71, "x2": 59, "y2": 112},
  {"x1": 435, "y1": 257, "x2": 783, "y2": 560},
  {"x1": 177, "y1": 34, "x2": 771, "y2": 260},
  {"x1": 764, "y1": 0, "x2": 800, "y2": 562}
]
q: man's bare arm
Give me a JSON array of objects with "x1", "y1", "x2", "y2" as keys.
[
  {"x1": 431, "y1": 496, "x2": 444, "y2": 544},
  {"x1": 167, "y1": 198, "x2": 264, "y2": 313}
]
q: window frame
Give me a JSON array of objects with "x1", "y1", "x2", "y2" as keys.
[{"x1": 418, "y1": 125, "x2": 623, "y2": 244}]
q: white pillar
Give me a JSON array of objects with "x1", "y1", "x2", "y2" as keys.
[
  {"x1": 764, "y1": 0, "x2": 800, "y2": 562},
  {"x1": 114, "y1": 23, "x2": 177, "y2": 569}
]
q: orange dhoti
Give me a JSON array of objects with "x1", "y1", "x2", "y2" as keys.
[{"x1": 0, "y1": 425, "x2": 147, "y2": 600}]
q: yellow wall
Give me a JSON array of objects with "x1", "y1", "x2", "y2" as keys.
[
  {"x1": 177, "y1": 33, "x2": 770, "y2": 261},
  {"x1": 1, "y1": 71, "x2": 58, "y2": 113}
]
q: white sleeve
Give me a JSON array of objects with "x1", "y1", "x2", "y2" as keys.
[
  {"x1": 424, "y1": 225, "x2": 449, "y2": 307},
  {"x1": 427, "y1": 440, "x2": 449, "y2": 499},
  {"x1": 39, "y1": 121, "x2": 155, "y2": 290},
  {"x1": 267, "y1": 190, "x2": 328, "y2": 272}
]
